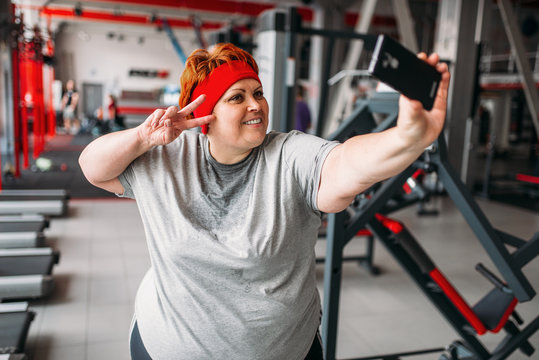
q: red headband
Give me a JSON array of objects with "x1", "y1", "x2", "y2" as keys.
[{"x1": 190, "y1": 60, "x2": 261, "y2": 134}]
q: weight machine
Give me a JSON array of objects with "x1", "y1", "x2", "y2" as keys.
[{"x1": 321, "y1": 96, "x2": 539, "y2": 360}]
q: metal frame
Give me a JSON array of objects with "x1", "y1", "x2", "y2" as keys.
[
  {"x1": 433, "y1": 0, "x2": 481, "y2": 183},
  {"x1": 321, "y1": 97, "x2": 538, "y2": 359},
  {"x1": 497, "y1": 0, "x2": 539, "y2": 136},
  {"x1": 267, "y1": 7, "x2": 377, "y2": 134},
  {"x1": 431, "y1": 134, "x2": 537, "y2": 301},
  {"x1": 365, "y1": 215, "x2": 538, "y2": 360},
  {"x1": 366, "y1": 217, "x2": 488, "y2": 360}
]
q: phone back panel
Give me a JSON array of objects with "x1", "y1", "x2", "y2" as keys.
[{"x1": 368, "y1": 35, "x2": 441, "y2": 110}]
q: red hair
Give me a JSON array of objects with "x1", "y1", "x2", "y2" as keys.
[{"x1": 179, "y1": 43, "x2": 259, "y2": 120}]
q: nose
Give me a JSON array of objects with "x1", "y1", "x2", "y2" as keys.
[{"x1": 247, "y1": 95, "x2": 261, "y2": 112}]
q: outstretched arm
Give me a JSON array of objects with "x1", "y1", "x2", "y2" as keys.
[
  {"x1": 317, "y1": 53, "x2": 450, "y2": 213},
  {"x1": 79, "y1": 95, "x2": 214, "y2": 194}
]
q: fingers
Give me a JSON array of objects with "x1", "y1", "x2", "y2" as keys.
[
  {"x1": 177, "y1": 114, "x2": 215, "y2": 130},
  {"x1": 436, "y1": 61, "x2": 449, "y2": 74},
  {"x1": 432, "y1": 64, "x2": 451, "y2": 113},
  {"x1": 150, "y1": 92, "x2": 209, "y2": 122},
  {"x1": 161, "y1": 123, "x2": 179, "y2": 144},
  {"x1": 436, "y1": 68, "x2": 451, "y2": 105},
  {"x1": 163, "y1": 105, "x2": 179, "y2": 119},
  {"x1": 147, "y1": 106, "x2": 179, "y2": 129},
  {"x1": 417, "y1": 52, "x2": 440, "y2": 67},
  {"x1": 427, "y1": 53, "x2": 439, "y2": 65},
  {"x1": 148, "y1": 108, "x2": 166, "y2": 128},
  {"x1": 158, "y1": 106, "x2": 180, "y2": 128},
  {"x1": 178, "y1": 94, "x2": 207, "y2": 116},
  {"x1": 147, "y1": 106, "x2": 214, "y2": 134}
]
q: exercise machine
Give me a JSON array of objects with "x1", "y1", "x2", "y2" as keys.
[
  {"x1": 316, "y1": 89, "x2": 442, "y2": 276},
  {"x1": 0, "y1": 232, "x2": 45, "y2": 249},
  {"x1": 0, "y1": 200, "x2": 66, "y2": 217},
  {"x1": 480, "y1": 134, "x2": 539, "y2": 209},
  {"x1": 0, "y1": 248, "x2": 59, "y2": 300},
  {"x1": 0, "y1": 215, "x2": 49, "y2": 233},
  {"x1": 317, "y1": 211, "x2": 379, "y2": 276},
  {"x1": 254, "y1": 7, "x2": 377, "y2": 133},
  {"x1": 366, "y1": 214, "x2": 536, "y2": 359},
  {"x1": 0, "y1": 189, "x2": 69, "y2": 217},
  {"x1": 320, "y1": 90, "x2": 538, "y2": 359},
  {"x1": 321, "y1": 134, "x2": 538, "y2": 359},
  {"x1": 0, "y1": 302, "x2": 34, "y2": 358},
  {"x1": 0, "y1": 189, "x2": 69, "y2": 201},
  {"x1": 316, "y1": 91, "x2": 401, "y2": 274}
]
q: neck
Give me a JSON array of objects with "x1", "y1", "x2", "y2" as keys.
[{"x1": 207, "y1": 141, "x2": 253, "y2": 165}]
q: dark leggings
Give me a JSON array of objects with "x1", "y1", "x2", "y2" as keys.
[
  {"x1": 130, "y1": 321, "x2": 324, "y2": 360},
  {"x1": 305, "y1": 331, "x2": 324, "y2": 360},
  {"x1": 130, "y1": 321, "x2": 152, "y2": 360}
]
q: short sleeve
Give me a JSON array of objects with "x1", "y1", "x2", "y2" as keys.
[
  {"x1": 117, "y1": 164, "x2": 136, "y2": 199},
  {"x1": 282, "y1": 131, "x2": 339, "y2": 211}
]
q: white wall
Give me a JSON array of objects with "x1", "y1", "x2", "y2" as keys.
[{"x1": 54, "y1": 22, "x2": 201, "y2": 115}]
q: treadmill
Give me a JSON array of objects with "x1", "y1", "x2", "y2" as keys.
[
  {"x1": 0, "y1": 302, "x2": 34, "y2": 358},
  {"x1": 0, "y1": 215, "x2": 49, "y2": 233},
  {"x1": 0, "y1": 201, "x2": 67, "y2": 217},
  {"x1": 0, "y1": 189, "x2": 69, "y2": 217},
  {"x1": 0, "y1": 232, "x2": 46, "y2": 249},
  {"x1": 0, "y1": 248, "x2": 60, "y2": 300},
  {"x1": 0, "y1": 189, "x2": 70, "y2": 201}
]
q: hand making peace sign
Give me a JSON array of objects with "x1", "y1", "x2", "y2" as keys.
[{"x1": 138, "y1": 94, "x2": 215, "y2": 148}]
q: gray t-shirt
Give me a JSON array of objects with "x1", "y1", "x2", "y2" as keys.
[{"x1": 119, "y1": 130, "x2": 338, "y2": 359}]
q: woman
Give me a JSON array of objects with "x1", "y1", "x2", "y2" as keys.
[
  {"x1": 79, "y1": 43, "x2": 450, "y2": 359},
  {"x1": 61, "y1": 79, "x2": 80, "y2": 134},
  {"x1": 107, "y1": 94, "x2": 126, "y2": 130}
]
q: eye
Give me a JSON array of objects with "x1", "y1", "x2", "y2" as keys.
[
  {"x1": 229, "y1": 94, "x2": 243, "y2": 102},
  {"x1": 254, "y1": 90, "x2": 264, "y2": 99}
]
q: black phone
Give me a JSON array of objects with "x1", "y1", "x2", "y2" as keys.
[{"x1": 368, "y1": 35, "x2": 441, "y2": 110}]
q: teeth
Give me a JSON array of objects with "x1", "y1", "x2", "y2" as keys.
[{"x1": 244, "y1": 118, "x2": 262, "y2": 125}]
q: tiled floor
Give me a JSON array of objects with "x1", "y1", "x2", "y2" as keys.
[{"x1": 21, "y1": 195, "x2": 538, "y2": 360}]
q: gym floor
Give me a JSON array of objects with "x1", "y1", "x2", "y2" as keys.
[{"x1": 21, "y1": 194, "x2": 539, "y2": 359}]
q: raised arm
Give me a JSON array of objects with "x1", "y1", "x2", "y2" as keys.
[
  {"x1": 79, "y1": 95, "x2": 214, "y2": 194},
  {"x1": 317, "y1": 53, "x2": 450, "y2": 213}
]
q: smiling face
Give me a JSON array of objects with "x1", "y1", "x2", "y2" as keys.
[{"x1": 207, "y1": 78, "x2": 269, "y2": 164}]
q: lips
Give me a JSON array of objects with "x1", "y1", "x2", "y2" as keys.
[{"x1": 243, "y1": 118, "x2": 262, "y2": 125}]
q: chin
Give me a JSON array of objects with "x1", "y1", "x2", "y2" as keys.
[{"x1": 248, "y1": 131, "x2": 266, "y2": 146}]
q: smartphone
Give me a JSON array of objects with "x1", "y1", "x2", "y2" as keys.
[{"x1": 368, "y1": 35, "x2": 441, "y2": 110}]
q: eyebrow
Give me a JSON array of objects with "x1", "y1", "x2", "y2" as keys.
[
  {"x1": 227, "y1": 85, "x2": 263, "y2": 93},
  {"x1": 228, "y1": 88, "x2": 246, "y2": 93}
]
